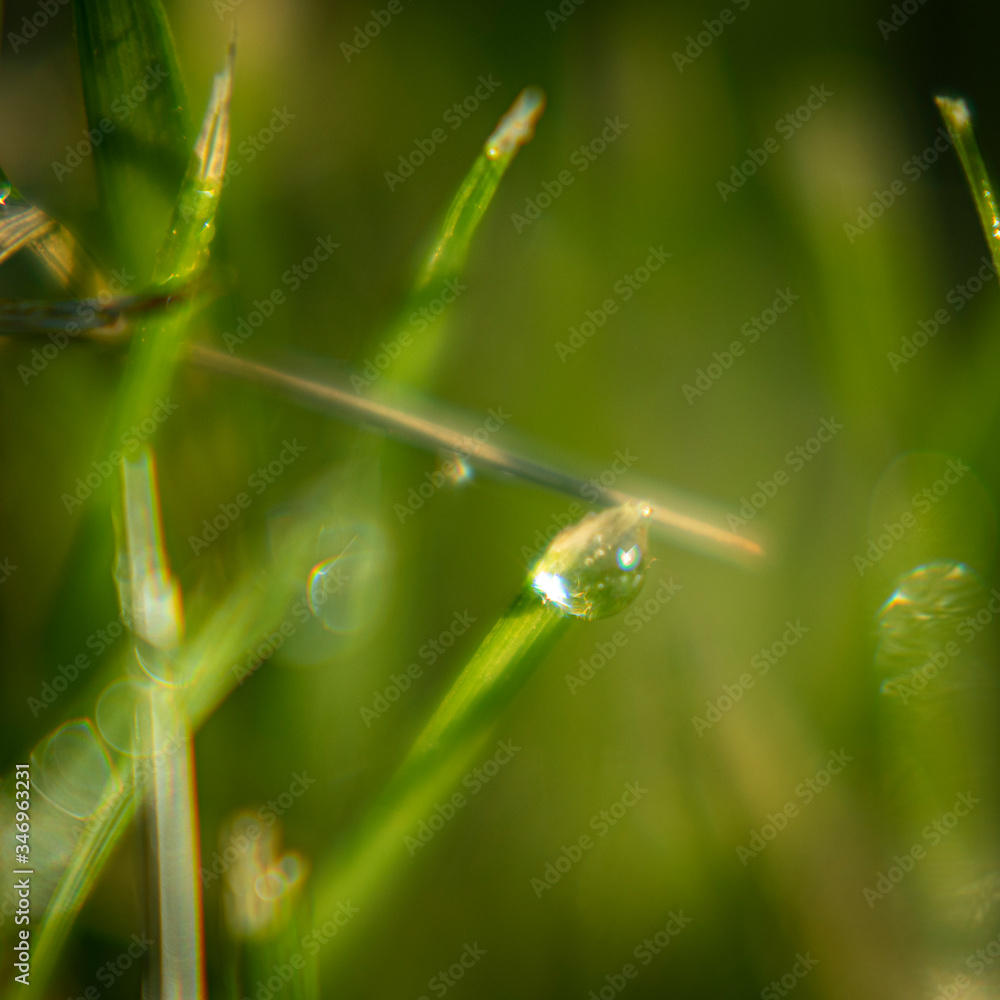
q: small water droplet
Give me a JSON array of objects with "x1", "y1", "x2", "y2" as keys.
[
  {"x1": 31, "y1": 721, "x2": 118, "y2": 819},
  {"x1": 441, "y1": 451, "x2": 473, "y2": 485},
  {"x1": 530, "y1": 502, "x2": 650, "y2": 620},
  {"x1": 876, "y1": 561, "x2": 985, "y2": 697},
  {"x1": 96, "y1": 679, "x2": 155, "y2": 756},
  {"x1": 307, "y1": 522, "x2": 385, "y2": 633},
  {"x1": 255, "y1": 854, "x2": 303, "y2": 901}
]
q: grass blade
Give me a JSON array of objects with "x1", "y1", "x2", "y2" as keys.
[
  {"x1": 417, "y1": 87, "x2": 545, "y2": 290},
  {"x1": 936, "y1": 96, "x2": 1000, "y2": 275},
  {"x1": 72, "y1": 0, "x2": 191, "y2": 276},
  {"x1": 106, "y1": 42, "x2": 233, "y2": 454},
  {"x1": 189, "y1": 345, "x2": 763, "y2": 562},
  {"x1": 115, "y1": 449, "x2": 205, "y2": 999},
  {"x1": 13, "y1": 483, "x2": 339, "y2": 993},
  {"x1": 383, "y1": 87, "x2": 545, "y2": 385},
  {"x1": 309, "y1": 504, "x2": 650, "y2": 961}
]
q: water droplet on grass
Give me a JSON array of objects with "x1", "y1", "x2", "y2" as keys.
[
  {"x1": 530, "y1": 502, "x2": 651, "y2": 620},
  {"x1": 32, "y1": 720, "x2": 117, "y2": 819},
  {"x1": 307, "y1": 522, "x2": 385, "y2": 633},
  {"x1": 876, "y1": 561, "x2": 985, "y2": 697},
  {"x1": 96, "y1": 679, "x2": 155, "y2": 756}
]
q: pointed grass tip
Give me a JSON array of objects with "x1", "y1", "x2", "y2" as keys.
[{"x1": 486, "y1": 87, "x2": 546, "y2": 159}]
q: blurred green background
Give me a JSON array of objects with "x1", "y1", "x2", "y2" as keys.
[{"x1": 3, "y1": 0, "x2": 1000, "y2": 997}]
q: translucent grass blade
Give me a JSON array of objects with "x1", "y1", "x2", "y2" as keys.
[
  {"x1": 115, "y1": 447, "x2": 182, "y2": 647},
  {"x1": 7, "y1": 762, "x2": 135, "y2": 1000},
  {"x1": 116, "y1": 450, "x2": 205, "y2": 999},
  {"x1": 106, "y1": 43, "x2": 233, "y2": 454},
  {"x1": 72, "y1": 0, "x2": 191, "y2": 276},
  {"x1": 936, "y1": 96, "x2": 1000, "y2": 276},
  {"x1": 0, "y1": 166, "x2": 107, "y2": 293},
  {"x1": 189, "y1": 344, "x2": 764, "y2": 562},
  {"x1": 417, "y1": 87, "x2": 545, "y2": 290},
  {"x1": 11, "y1": 488, "x2": 339, "y2": 995},
  {"x1": 386, "y1": 87, "x2": 545, "y2": 385},
  {"x1": 148, "y1": 698, "x2": 204, "y2": 1000}
]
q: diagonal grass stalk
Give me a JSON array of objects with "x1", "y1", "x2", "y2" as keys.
[
  {"x1": 309, "y1": 503, "x2": 649, "y2": 965},
  {"x1": 936, "y1": 96, "x2": 1000, "y2": 275},
  {"x1": 188, "y1": 344, "x2": 763, "y2": 562},
  {"x1": 369, "y1": 87, "x2": 545, "y2": 387}
]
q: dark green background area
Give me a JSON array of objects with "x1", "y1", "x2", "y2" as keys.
[{"x1": 2, "y1": 0, "x2": 1000, "y2": 997}]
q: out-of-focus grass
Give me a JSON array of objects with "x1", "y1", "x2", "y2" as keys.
[{"x1": 3, "y1": 2, "x2": 1000, "y2": 999}]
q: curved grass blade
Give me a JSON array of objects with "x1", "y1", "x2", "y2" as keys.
[{"x1": 936, "y1": 96, "x2": 1000, "y2": 275}]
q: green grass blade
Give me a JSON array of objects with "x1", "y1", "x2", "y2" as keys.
[
  {"x1": 309, "y1": 503, "x2": 651, "y2": 963},
  {"x1": 14, "y1": 486, "x2": 336, "y2": 992},
  {"x1": 8, "y1": 770, "x2": 136, "y2": 1000},
  {"x1": 309, "y1": 592, "x2": 567, "y2": 962},
  {"x1": 105, "y1": 43, "x2": 233, "y2": 455},
  {"x1": 72, "y1": 0, "x2": 191, "y2": 276},
  {"x1": 416, "y1": 87, "x2": 545, "y2": 290},
  {"x1": 385, "y1": 87, "x2": 545, "y2": 385},
  {"x1": 936, "y1": 96, "x2": 1000, "y2": 275}
]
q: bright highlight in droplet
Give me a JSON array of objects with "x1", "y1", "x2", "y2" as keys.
[
  {"x1": 617, "y1": 544, "x2": 640, "y2": 570},
  {"x1": 532, "y1": 570, "x2": 571, "y2": 609},
  {"x1": 530, "y1": 502, "x2": 651, "y2": 620}
]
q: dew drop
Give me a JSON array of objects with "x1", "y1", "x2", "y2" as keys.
[
  {"x1": 530, "y1": 502, "x2": 650, "y2": 620},
  {"x1": 306, "y1": 522, "x2": 385, "y2": 633},
  {"x1": 31, "y1": 720, "x2": 118, "y2": 819},
  {"x1": 96, "y1": 679, "x2": 155, "y2": 756},
  {"x1": 875, "y1": 561, "x2": 985, "y2": 697},
  {"x1": 441, "y1": 451, "x2": 473, "y2": 486}
]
